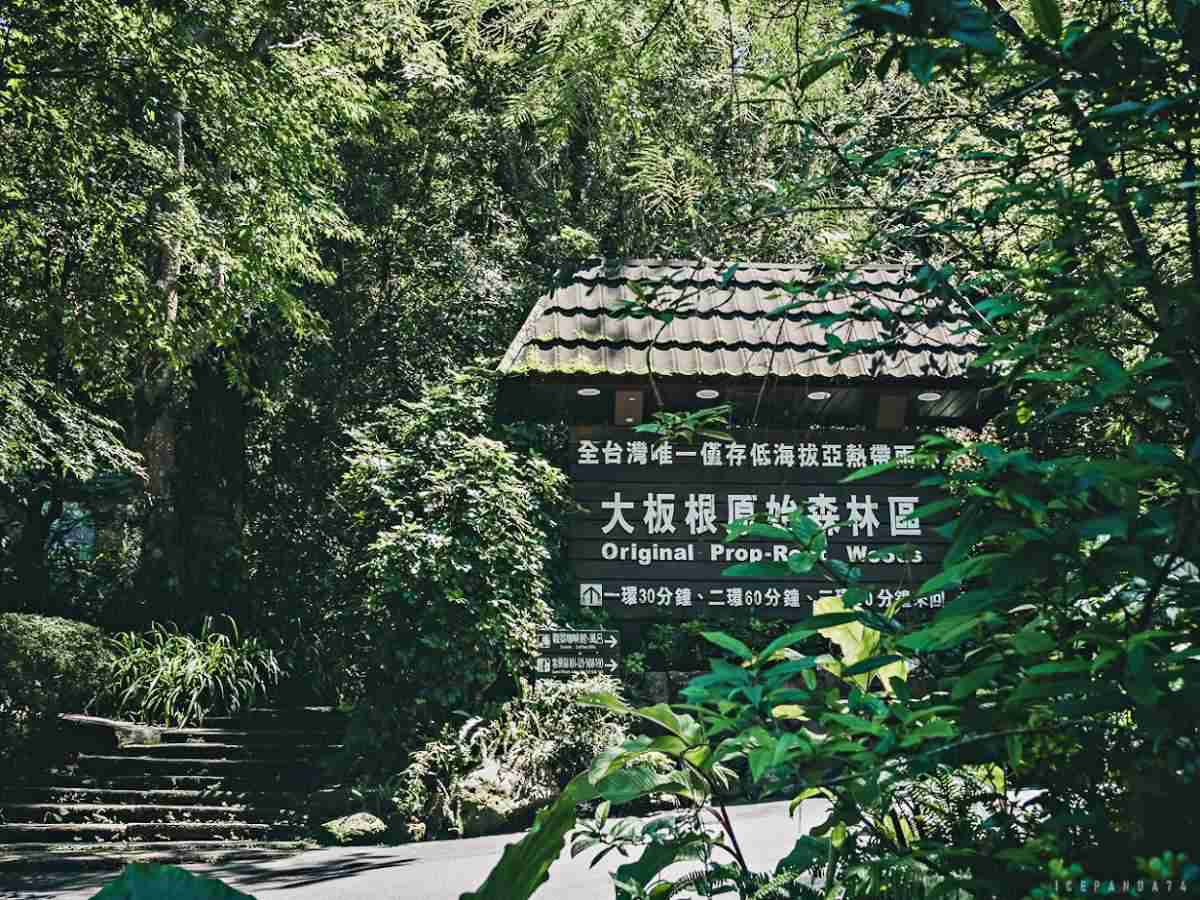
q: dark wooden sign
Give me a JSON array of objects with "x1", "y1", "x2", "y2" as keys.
[
  {"x1": 569, "y1": 428, "x2": 952, "y2": 620},
  {"x1": 535, "y1": 628, "x2": 621, "y2": 677}
]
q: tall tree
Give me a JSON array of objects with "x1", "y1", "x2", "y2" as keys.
[{"x1": 0, "y1": 0, "x2": 433, "y2": 617}]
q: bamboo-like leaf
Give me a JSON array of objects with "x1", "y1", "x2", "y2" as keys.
[{"x1": 1029, "y1": 0, "x2": 1062, "y2": 41}]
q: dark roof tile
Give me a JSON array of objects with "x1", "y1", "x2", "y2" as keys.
[{"x1": 500, "y1": 260, "x2": 988, "y2": 381}]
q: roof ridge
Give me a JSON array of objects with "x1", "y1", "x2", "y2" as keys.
[
  {"x1": 522, "y1": 337, "x2": 985, "y2": 353},
  {"x1": 563, "y1": 257, "x2": 910, "y2": 270},
  {"x1": 539, "y1": 304, "x2": 976, "y2": 323}
]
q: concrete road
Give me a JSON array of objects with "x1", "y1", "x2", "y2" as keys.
[{"x1": 0, "y1": 800, "x2": 830, "y2": 900}]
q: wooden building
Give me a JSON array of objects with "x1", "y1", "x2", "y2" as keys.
[
  {"x1": 498, "y1": 259, "x2": 998, "y2": 633},
  {"x1": 498, "y1": 259, "x2": 997, "y2": 430}
]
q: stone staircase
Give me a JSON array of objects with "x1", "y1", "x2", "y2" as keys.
[{"x1": 0, "y1": 708, "x2": 346, "y2": 867}]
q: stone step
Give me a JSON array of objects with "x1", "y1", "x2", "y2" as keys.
[
  {"x1": 198, "y1": 708, "x2": 346, "y2": 729},
  {"x1": 119, "y1": 742, "x2": 340, "y2": 759},
  {"x1": 75, "y1": 754, "x2": 322, "y2": 783},
  {"x1": 1, "y1": 786, "x2": 301, "y2": 806},
  {"x1": 0, "y1": 840, "x2": 310, "y2": 871},
  {"x1": 0, "y1": 821, "x2": 287, "y2": 843},
  {"x1": 159, "y1": 728, "x2": 342, "y2": 745},
  {"x1": 0, "y1": 803, "x2": 301, "y2": 825},
  {"x1": 72, "y1": 774, "x2": 261, "y2": 790}
]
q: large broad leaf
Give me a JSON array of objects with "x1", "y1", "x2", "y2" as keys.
[
  {"x1": 758, "y1": 628, "x2": 817, "y2": 661},
  {"x1": 813, "y1": 595, "x2": 879, "y2": 688},
  {"x1": 91, "y1": 864, "x2": 254, "y2": 899},
  {"x1": 460, "y1": 772, "x2": 599, "y2": 900},
  {"x1": 595, "y1": 765, "x2": 689, "y2": 805},
  {"x1": 577, "y1": 694, "x2": 703, "y2": 744},
  {"x1": 613, "y1": 838, "x2": 700, "y2": 900},
  {"x1": 810, "y1": 595, "x2": 910, "y2": 693},
  {"x1": 701, "y1": 631, "x2": 754, "y2": 660}
]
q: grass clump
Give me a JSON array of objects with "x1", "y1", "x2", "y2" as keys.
[{"x1": 98, "y1": 615, "x2": 282, "y2": 727}]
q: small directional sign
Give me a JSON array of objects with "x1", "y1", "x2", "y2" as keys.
[
  {"x1": 534, "y1": 628, "x2": 621, "y2": 678},
  {"x1": 535, "y1": 655, "x2": 619, "y2": 675}
]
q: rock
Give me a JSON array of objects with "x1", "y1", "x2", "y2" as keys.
[
  {"x1": 309, "y1": 786, "x2": 357, "y2": 820},
  {"x1": 458, "y1": 762, "x2": 553, "y2": 838},
  {"x1": 643, "y1": 671, "x2": 670, "y2": 704},
  {"x1": 320, "y1": 812, "x2": 387, "y2": 845},
  {"x1": 115, "y1": 724, "x2": 161, "y2": 747}
]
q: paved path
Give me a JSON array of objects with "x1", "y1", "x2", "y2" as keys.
[{"x1": 1, "y1": 800, "x2": 829, "y2": 900}]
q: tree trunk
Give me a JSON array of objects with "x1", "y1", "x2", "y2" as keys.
[
  {"x1": 133, "y1": 103, "x2": 187, "y2": 621},
  {"x1": 176, "y1": 358, "x2": 249, "y2": 625},
  {"x1": 8, "y1": 487, "x2": 56, "y2": 612}
]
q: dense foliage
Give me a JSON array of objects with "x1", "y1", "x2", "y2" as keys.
[
  {"x1": 357, "y1": 674, "x2": 631, "y2": 841},
  {"x1": 334, "y1": 371, "x2": 570, "y2": 769},
  {"x1": 0, "y1": 613, "x2": 110, "y2": 774}
]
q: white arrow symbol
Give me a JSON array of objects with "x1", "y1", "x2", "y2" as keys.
[
  {"x1": 604, "y1": 635, "x2": 618, "y2": 648},
  {"x1": 606, "y1": 659, "x2": 618, "y2": 672}
]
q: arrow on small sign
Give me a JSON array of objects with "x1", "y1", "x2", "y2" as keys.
[{"x1": 605, "y1": 635, "x2": 618, "y2": 648}]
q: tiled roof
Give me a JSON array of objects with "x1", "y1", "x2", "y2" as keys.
[{"x1": 499, "y1": 260, "x2": 989, "y2": 381}]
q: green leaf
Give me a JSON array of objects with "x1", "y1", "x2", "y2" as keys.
[
  {"x1": 759, "y1": 629, "x2": 818, "y2": 660},
  {"x1": 461, "y1": 773, "x2": 599, "y2": 900},
  {"x1": 915, "y1": 553, "x2": 1006, "y2": 596},
  {"x1": 950, "y1": 28, "x2": 1002, "y2": 54},
  {"x1": 1011, "y1": 628, "x2": 1055, "y2": 655},
  {"x1": 632, "y1": 704, "x2": 704, "y2": 743},
  {"x1": 597, "y1": 767, "x2": 687, "y2": 805},
  {"x1": 577, "y1": 692, "x2": 631, "y2": 716},
  {"x1": 1096, "y1": 100, "x2": 1144, "y2": 120},
  {"x1": 702, "y1": 631, "x2": 755, "y2": 660},
  {"x1": 787, "y1": 552, "x2": 817, "y2": 574},
  {"x1": 645, "y1": 735, "x2": 688, "y2": 756},
  {"x1": 614, "y1": 840, "x2": 692, "y2": 900},
  {"x1": 1029, "y1": 0, "x2": 1062, "y2": 40},
  {"x1": 743, "y1": 522, "x2": 797, "y2": 541},
  {"x1": 822, "y1": 712, "x2": 887, "y2": 736},
  {"x1": 841, "y1": 654, "x2": 906, "y2": 677},
  {"x1": 840, "y1": 459, "x2": 899, "y2": 482},
  {"x1": 899, "y1": 718, "x2": 957, "y2": 747},
  {"x1": 796, "y1": 53, "x2": 847, "y2": 92},
  {"x1": 904, "y1": 43, "x2": 937, "y2": 84},
  {"x1": 91, "y1": 864, "x2": 255, "y2": 899},
  {"x1": 722, "y1": 561, "x2": 793, "y2": 579},
  {"x1": 910, "y1": 497, "x2": 960, "y2": 519},
  {"x1": 776, "y1": 836, "x2": 830, "y2": 873},
  {"x1": 749, "y1": 745, "x2": 776, "y2": 781},
  {"x1": 792, "y1": 611, "x2": 864, "y2": 630},
  {"x1": 1026, "y1": 659, "x2": 1091, "y2": 675},
  {"x1": 764, "y1": 658, "x2": 820, "y2": 681},
  {"x1": 951, "y1": 662, "x2": 1003, "y2": 699}
]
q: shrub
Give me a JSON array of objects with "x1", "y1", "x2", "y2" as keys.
[
  {"x1": 357, "y1": 675, "x2": 631, "y2": 840},
  {"x1": 0, "y1": 613, "x2": 110, "y2": 773},
  {"x1": 97, "y1": 616, "x2": 282, "y2": 727},
  {"x1": 336, "y1": 370, "x2": 570, "y2": 771},
  {"x1": 480, "y1": 675, "x2": 632, "y2": 794}
]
